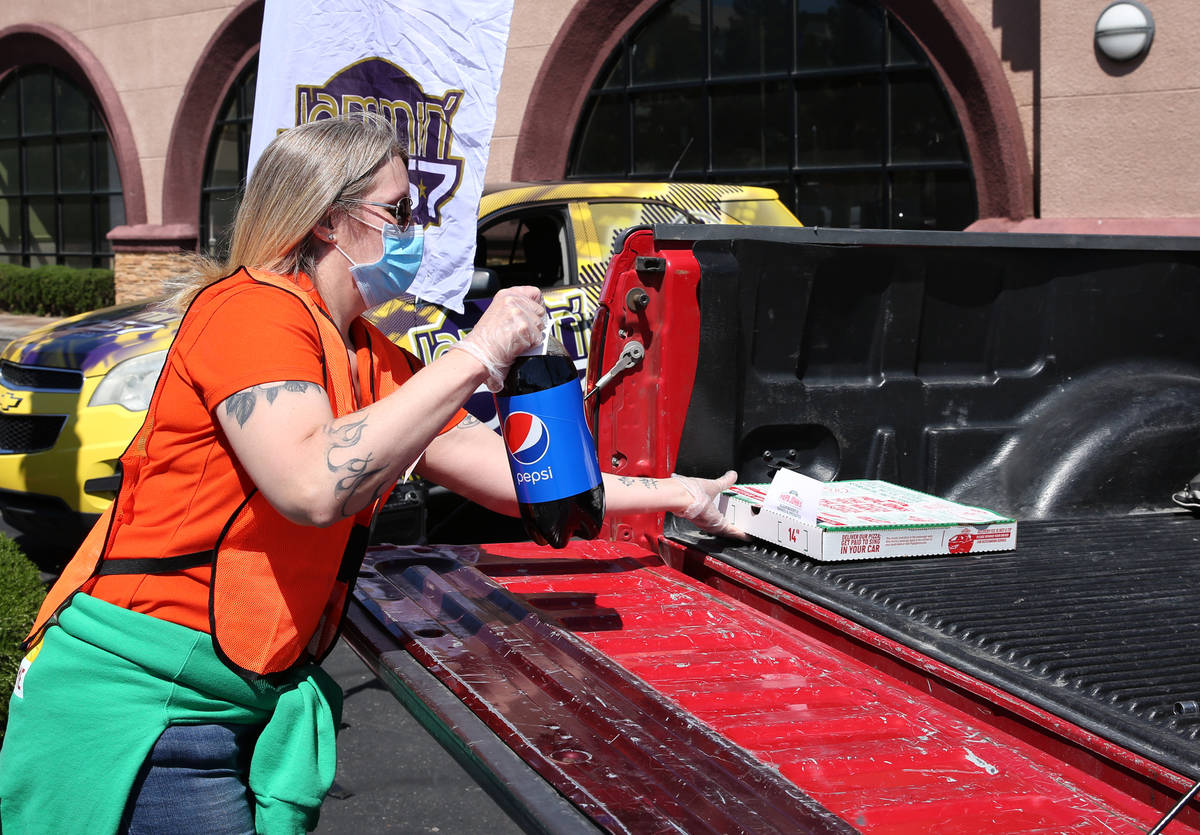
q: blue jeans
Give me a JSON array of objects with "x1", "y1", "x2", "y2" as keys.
[{"x1": 120, "y1": 723, "x2": 261, "y2": 834}]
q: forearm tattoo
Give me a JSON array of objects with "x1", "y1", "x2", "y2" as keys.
[
  {"x1": 617, "y1": 476, "x2": 659, "y2": 489},
  {"x1": 223, "y1": 381, "x2": 385, "y2": 517},
  {"x1": 325, "y1": 415, "x2": 387, "y2": 516},
  {"x1": 224, "y1": 381, "x2": 320, "y2": 428}
]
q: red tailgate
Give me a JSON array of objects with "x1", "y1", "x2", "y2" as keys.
[{"x1": 347, "y1": 539, "x2": 1194, "y2": 833}]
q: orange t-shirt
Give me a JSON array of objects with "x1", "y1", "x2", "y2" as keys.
[{"x1": 88, "y1": 278, "x2": 463, "y2": 632}]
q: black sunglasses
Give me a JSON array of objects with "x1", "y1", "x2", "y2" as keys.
[{"x1": 348, "y1": 196, "x2": 414, "y2": 230}]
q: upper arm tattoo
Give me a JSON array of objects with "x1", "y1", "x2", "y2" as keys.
[
  {"x1": 222, "y1": 380, "x2": 388, "y2": 518},
  {"x1": 224, "y1": 381, "x2": 320, "y2": 428}
]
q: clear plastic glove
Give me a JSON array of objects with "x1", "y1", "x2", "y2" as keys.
[
  {"x1": 451, "y1": 286, "x2": 547, "y2": 392},
  {"x1": 671, "y1": 470, "x2": 748, "y2": 540}
]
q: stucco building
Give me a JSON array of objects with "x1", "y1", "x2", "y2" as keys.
[{"x1": 1, "y1": 0, "x2": 1196, "y2": 301}]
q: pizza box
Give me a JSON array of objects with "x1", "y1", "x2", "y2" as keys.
[{"x1": 716, "y1": 472, "x2": 1017, "y2": 561}]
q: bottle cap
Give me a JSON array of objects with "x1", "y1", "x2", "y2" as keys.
[{"x1": 518, "y1": 314, "x2": 553, "y2": 357}]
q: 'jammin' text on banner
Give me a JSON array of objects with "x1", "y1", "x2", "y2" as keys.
[{"x1": 249, "y1": 0, "x2": 514, "y2": 312}]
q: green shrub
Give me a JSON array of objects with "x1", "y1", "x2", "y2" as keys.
[
  {"x1": 0, "y1": 263, "x2": 116, "y2": 316},
  {"x1": 0, "y1": 535, "x2": 47, "y2": 741}
]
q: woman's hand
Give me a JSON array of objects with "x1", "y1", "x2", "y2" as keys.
[
  {"x1": 452, "y1": 286, "x2": 547, "y2": 392},
  {"x1": 602, "y1": 470, "x2": 747, "y2": 540},
  {"x1": 671, "y1": 470, "x2": 747, "y2": 539}
]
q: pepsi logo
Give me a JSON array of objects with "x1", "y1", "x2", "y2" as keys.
[{"x1": 503, "y1": 412, "x2": 550, "y2": 465}]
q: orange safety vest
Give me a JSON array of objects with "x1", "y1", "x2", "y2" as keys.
[{"x1": 25, "y1": 268, "x2": 406, "y2": 679}]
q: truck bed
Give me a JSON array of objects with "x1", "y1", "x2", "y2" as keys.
[
  {"x1": 344, "y1": 530, "x2": 1199, "y2": 833},
  {"x1": 344, "y1": 225, "x2": 1200, "y2": 832},
  {"x1": 668, "y1": 511, "x2": 1200, "y2": 784}
]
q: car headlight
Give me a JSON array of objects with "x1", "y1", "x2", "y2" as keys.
[{"x1": 88, "y1": 350, "x2": 168, "y2": 412}]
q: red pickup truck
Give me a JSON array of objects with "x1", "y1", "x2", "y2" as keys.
[{"x1": 344, "y1": 225, "x2": 1200, "y2": 833}]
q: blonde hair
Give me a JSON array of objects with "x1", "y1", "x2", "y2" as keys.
[{"x1": 172, "y1": 112, "x2": 407, "y2": 308}]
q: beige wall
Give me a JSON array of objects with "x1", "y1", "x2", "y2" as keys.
[
  {"x1": 6, "y1": 0, "x2": 1200, "y2": 231},
  {"x1": 1040, "y1": 0, "x2": 1200, "y2": 219},
  {"x1": 488, "y1": 0, "x2": 576, "y2": 184}
]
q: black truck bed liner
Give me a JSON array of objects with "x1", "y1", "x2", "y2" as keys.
[{"x1": 669, "y1": 512, "x2": 1200, "y2": 781}]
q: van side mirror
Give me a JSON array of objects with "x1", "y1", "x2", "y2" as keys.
[{"x1": 466, "y1": 267, "x2": 500, "y2": 300}]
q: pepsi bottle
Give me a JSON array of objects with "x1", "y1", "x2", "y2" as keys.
[{"x1": 494, "y1": 338, "x2": 605, "y2": 548}]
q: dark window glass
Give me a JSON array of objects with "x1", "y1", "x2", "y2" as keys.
[
  {"x1": 27, "y1": 198, "x2": 55, "y2": 253},
  {"x1": 712, "y1": 82, "x2": 790, "y2": 170},
  {"x1": 600, "y1": 51, "x2": 628, "y2": 90},
  {"x1": 200, "y1": 58, "x2": 257, "y2": 256},
  {"x1": 21, "y1": 72, "x2": 53, "y2": 135},
  {"x1": 0, "y1": 142, "x2": 16, "y2": 192},
  {"x1": 98, "y1": 195, "x2": 124, "y2": 252},
  {"x1": 0, "y1": 197, "x2": 18, "y2": 251},
  {"x1": 203, "y1": 194, "x2": 238, "y2": 255},
  {"x1": 711, "y1": 0, "x2": 791, "y2": 78},
  {"x1": 572, "y1": 94, "x2": 628, "y2": 177},
  {"x1": 795, "y1": 75, "x2": 882, "y2": 166},
  {"x1": 567, "y1": 0, "x2": 975, "y2": 231},
  {"x1": 0, "y1": 93, "x2": 17, "y2": 139},
  {"x1": 795, "y1": 0, "x2": 883, "y2": 70},
  {"x1": 632, "y1": 89, "x2": 704, "y2": 175},
  {"x1": 631, "y1": 0, "x2": 703, "y2": 84},
  {"x1": 890, "y1": 77, "x2": 966, "y2": 163},
  {"x1": 94, "y1": 142, "x2": 119, "y2": 191},
  {"x1": 890, "y1": 169, "x2": 974, "y2": 230},
  {"x1": 59, "y1": 136, "x2": 91, "y2": 192},
  {"x1": 25, "y1": 140, "x2": 54, "y2": 193},
  {"x1": 242, "y1": 69, "x2": 256, "y2": 113},
  {"x1": 55, "y1": 76, "x2": 90, "y2": 133},
  {"x1": 0, "y1": 66, "x2": 124, "y2": 266},
  {"x1": 60, "y1": 197, "x2": 92, "y2": 252},
  {"x1": 796, "y1": 171, "x2": 883, "y2": 228},
  {"x1": 888, "y1": 19, "x2": 923, "y2": 66},
  {"x1": 207, "y1": 122, "x2": 242, "y2": 189}
]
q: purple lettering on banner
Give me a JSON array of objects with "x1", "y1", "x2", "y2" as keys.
[{"x1": 294, "y1": 58, "x2": 466, "y2": 227}]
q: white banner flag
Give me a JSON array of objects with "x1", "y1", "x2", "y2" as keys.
[{"x1": 249, "y1": 0, "x2": 514, "y2": 313}]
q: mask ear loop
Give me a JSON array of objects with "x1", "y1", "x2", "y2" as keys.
[
  {"x1": 295, "y1": 212, "x2": 341, "y2": 291},
  {"x1": 326, "y1": 209, "x2": 383, "y2": 269},
  {"x1": 332, "y1": 242, "x2": 357, "y2": 268}
]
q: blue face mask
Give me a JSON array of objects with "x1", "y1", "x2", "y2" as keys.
[{"x1": 336, "y1": 217, "x2": 424, "y2": 309}]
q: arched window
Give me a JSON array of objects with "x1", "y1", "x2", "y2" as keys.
[
  {"x1": 568, "y1": 0, "x2": 975, "y2": 230},
  {"x1": 200, "y1": 57, "x2": 257, "y2": 257},
  {"x1": 0, "y1": 65, "x2": 125, "y2": 267}
]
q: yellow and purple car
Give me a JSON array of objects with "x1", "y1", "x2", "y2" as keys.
[{"x1": 0, "y1": 181, "x2": 800, "y2": 544}]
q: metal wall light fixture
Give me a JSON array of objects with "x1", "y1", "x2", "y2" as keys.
[{"x1": 1094, "y1": 1, "x2": 1155, "y2": 62}]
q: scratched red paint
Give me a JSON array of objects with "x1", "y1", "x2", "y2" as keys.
[{"x1": 477, "y1": 541, "x2": 1198, "y2": 833}]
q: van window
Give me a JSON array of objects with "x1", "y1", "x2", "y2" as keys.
[{"x1": 477, "y1": 210, "x2": 569, "y2": 289}]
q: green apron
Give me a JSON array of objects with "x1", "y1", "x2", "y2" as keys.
[{"x1": 0, "y1": 593, "x2": 342, "y2": 834}]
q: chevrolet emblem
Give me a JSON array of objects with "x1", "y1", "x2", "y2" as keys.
[{"x1": 0, "y1": 392, "x2": 23, "y2": 411}]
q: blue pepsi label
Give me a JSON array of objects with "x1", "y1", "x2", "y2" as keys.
[{"x1": 495, "y1": 381, "x2": 602, "y2": 503}]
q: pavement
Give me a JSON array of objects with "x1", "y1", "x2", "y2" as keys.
[
  {"x1": 315, "y1": 642, "x2": 521, "y2": 834},
  {"x1": 0, "y1": 311, "x2": 63, "y2": 343},
  {"x1": 0, "y1": 309, "x2": 524, "y2": 834}
]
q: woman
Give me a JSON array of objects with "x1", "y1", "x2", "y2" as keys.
[{"x1": 0, "y1": 113, "x2": 738, "y2": 834}]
